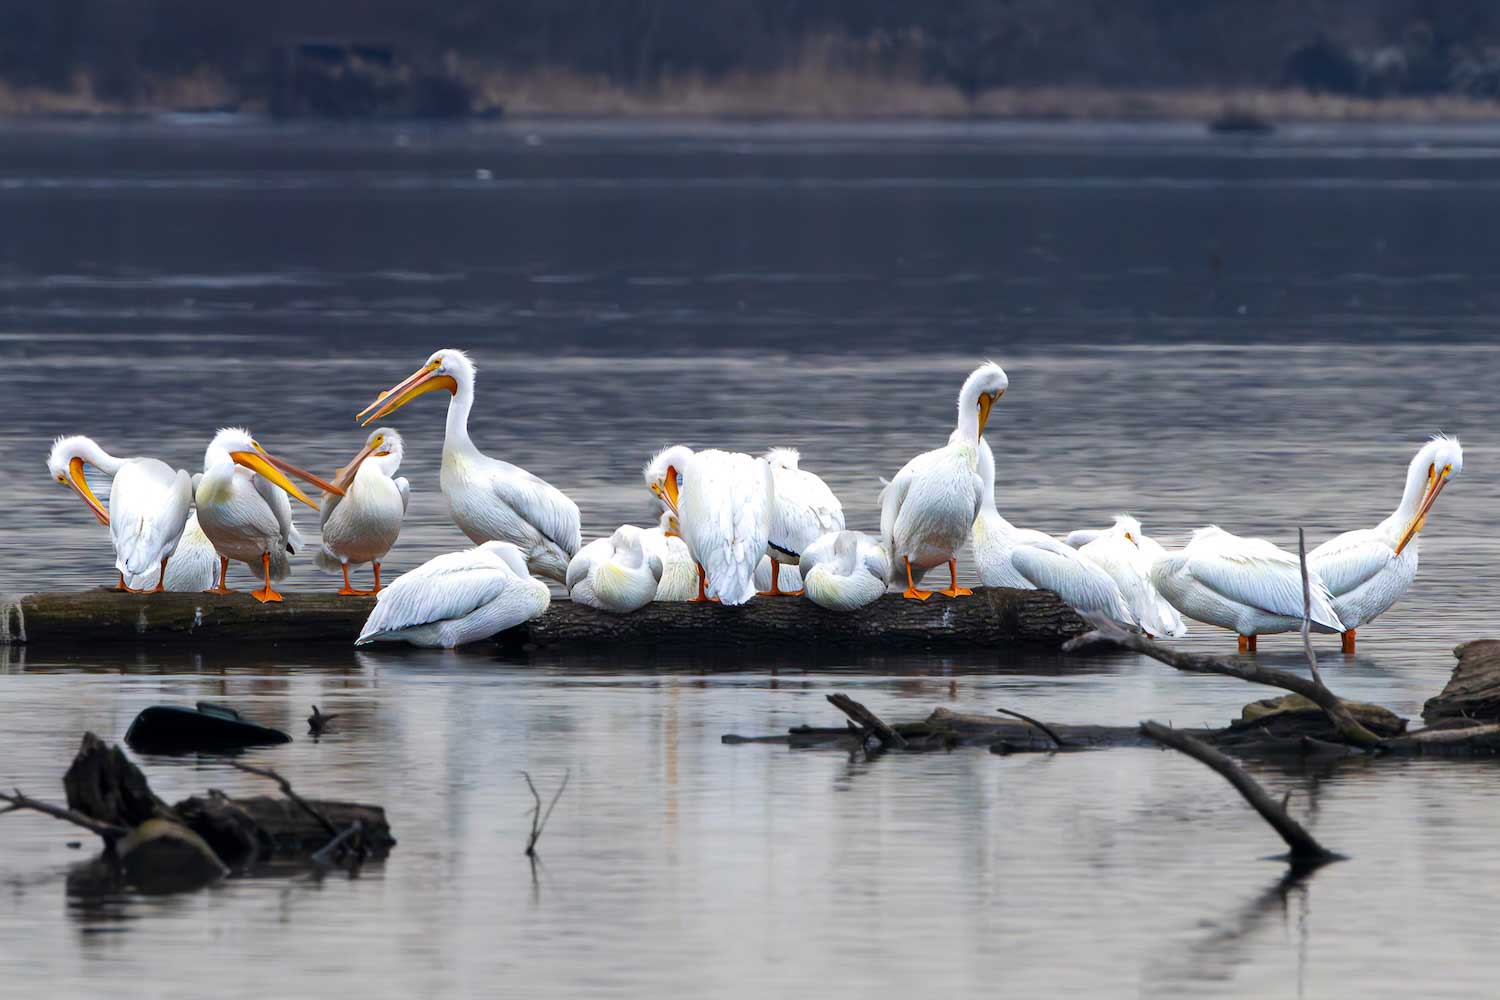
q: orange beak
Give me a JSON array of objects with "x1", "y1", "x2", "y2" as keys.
[
  {"x1": 662, "y1": 466, "x2": 681, "y2": 517},
  {"x1": 230, "y1": 447, "x2": 344, "y2": 510},
  {"x1": 332, "y1": 439, "x2": 380, "y2": 493},
  {"x1": 1394, "y1": 470, "x2": 1450, "y2": 555},
  {"x1": 358, "y1": 361, "x2": 458, "y2": 426},
  {"x1": 67, "y1": 457, "x2": 109, "y2": 526},
  {"x1": 977, "y1": 390, "x2": 1001, "y2": 438}
]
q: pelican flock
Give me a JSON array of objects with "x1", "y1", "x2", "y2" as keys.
[{"x1": 43, "y1": 351, "x2": 1465, "y2": 652}]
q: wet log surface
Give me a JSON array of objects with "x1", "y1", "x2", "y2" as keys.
[
  {"x1": 3, "y1": 586, "x2": 1087, "y2": 649},
  {"x1": 1423, "y1": 640, "x2": 1500, "y2": 724}
]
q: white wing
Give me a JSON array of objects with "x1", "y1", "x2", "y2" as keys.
[
  {"x1": 1187, "y1": 532, "x2": 1343, "y2": 631},
  {"x1": 1064, "y1": 528, "x2": 1103, "y2": 548},
  {"x1": 768, "y1": 466, "x2": 844, "y2": 558},
  {"x1": 684, "y1": 450, "x2": 771, "y2": 606},
  {"x1": 358, "y1": 548, "x2": 515, "y2": 640},
  {"x1": 878, "y1": 461, "x2": 915, "y2": 578},
  {"x1": 491, "y1": 461, "x2": 583, "y2": 559},
  {"x1": 565, "y1": 537, "x2": 611, "y2": 591},
  {"x1": 1010, "y1": 536, "x2": 1135, "y2": 627},
  {"x1": 110, "y1": 459, "x2": 192, "y2": 578},
  {"x1": 395, "y1": 476, "x2": 411, "y2": 514},
  {"x1": 252, "y1": 473, "x2": 299, "y2": 552},
  {"x1": 1079, "y1": 535, "x2": 1167, "y2": 634},
  {"x1": 1308, "y1": 529, "x2": 1400, "y2": 599}
]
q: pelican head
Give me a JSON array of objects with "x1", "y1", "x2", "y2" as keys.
[
  {"x1": 959, "y1": 361, "x2": 1009, "y2": 439},
  {"x1": 644, "y1": 444, "x2": 693, "y2": 523},
  {"x1": 358, "y1": 348, "x2": 473, "y2": 425},
  {"x1": 47, "y1": 435, "x2": 112, "y2": 526},
  {"x1": 205, "y1": 427, "x2": 344, "y2": 510},
  {"x1": 479, "y1": 539, "x2": 531, "y2": 578},
  {"x1": 1394, "y1": 435, "x2": 1464, "y2": 555},
  {"x1": 1110, "y1": 514, "x2": 1144, "y2": 545},
  {"x1": 763, "y1": 447, "x2": 801, "y2": 471},
  {"x1": 332, "y1": 427, "x2": 405, "y2": 492}
]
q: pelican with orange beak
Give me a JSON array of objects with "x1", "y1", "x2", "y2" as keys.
[
  {"x1": 46, "y1": 435, "x2": 193, "y2": 592},
  {"x1": 356, "y1": 349, "x2": 581, "y2": 582},
  {"x1": 315, "y1": 427, "x2": 410, "y2": 595},
  {"x1": 1310, "y1": 435, "x2": 1464, "y2": 652},
  {"x1": 194, "y1": 427, "x2": 344, "y2": 603}
]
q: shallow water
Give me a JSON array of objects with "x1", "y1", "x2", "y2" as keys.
[{"x1": 1, "y1": 118, "x2": 1498, "y2": 997}]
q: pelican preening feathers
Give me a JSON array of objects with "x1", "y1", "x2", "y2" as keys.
[{"x1": 45, "y1": 352, "x2": 1465, "y2": 653}]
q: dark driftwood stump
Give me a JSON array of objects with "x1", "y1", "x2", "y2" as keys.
[
  {"x1": 1423, "y1": 640, "x2": 1500, "y2": 724},
  {"x1": 2, "y1": 586, "x2": 1086, "y2": 649}
]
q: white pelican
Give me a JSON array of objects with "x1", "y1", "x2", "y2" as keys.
[
  {"x1": 1310, "y1": 434, "x2": 1463, "y2": 652},
  {"x1": 315, "y1": 427, "x2": 410, "y2": 596},
  {"x1": 195, "y1": 428, "x2": 343, "y2": 603},
  {"x1": 644, "y1": 444, "x2": 773, "y2": 605},
  {"x1": 880, "y1": 362, "x2": 1008, "y2": 599},
  {"x1": 566, "y1": 524, "x2": 664, "y2": 613},
  {"x1": 1063, "y1": 528, "x2": 1102, "y2": 548},
  {"x1": 47, "y1": 435, "x2": 193, "y2": 592},
  {"x1": 127, "y1": 508, "x2": 219, "y2": 592},
  {"x1": 761, "y1": 447, "x2": 843, "y2": 595},
  {"x1": 1151, "y1": 526, "x2": 1344, "y2": 652},
  {"x1": 357, "y1": 349, "x2": 581, "y2": 582},
  {"x1": 1076, "y1": 515, "x2": 1188, "y2": 638},
  {"x1": 642, "y1": 511, "x2": 699, "y2": 601},
  {"x1": 799, "y1": 530, "x2": 890, "y2": 611},
  {"x1": 970, "y1": 438, "x2": 1136, "y2": 629},
  {"x1": 356, "y1": 540, "x2": 550, "y2": 648},
  {"x1": 754, "y1": 556, "x2": 802, "y2": 594}
]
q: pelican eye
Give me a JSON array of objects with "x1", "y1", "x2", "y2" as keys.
[
  {"x1": 57, "y1": 474, "x2": 66, "y2": 483},
  {"x1": 1442, "y1": 464, "x2": 1452, "y2": 477}
]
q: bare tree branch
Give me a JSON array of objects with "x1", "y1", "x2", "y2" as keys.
[
  {"x1": 223, "y1": 761, "x2": 339, "y2": 838},
  {"x1": 995, "y1": 707, "x2": 1067, "y2": 749},
  {"x1": 1297, "y1": 528, "x2": 1328, "y2": 689},
  {"x1": 0, "y1": 788, "x2": 129, "y2": 842},
  {"x1": 826, "y1": 693, "x2": 908, "y2": 749},
  {"x1": 1141, "y1": 722, "x2": 1338, "y2": 866},
  {"x1": 521, "y1": 770, "x2": 570, "y2": 857}
]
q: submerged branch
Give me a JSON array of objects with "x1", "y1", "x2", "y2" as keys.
[
  {"x1": 995, "y1": 707, "x2": 1066, "y2": 749},
  {"x1": 225, "y1": 761, "x2": 339, "y2": 838},
  {"x1": 521, "y1": 770, "x2": 570, "y2": 857},
  {"x1": 826, "y1": 693, "x2": 908, "y2": 749},
  {"x1": 1140, "y1": 721, "x2": 1338, "y2": 866},
  {"x1": 0, "y1": 788, "x2": 129, "y2": 843}
]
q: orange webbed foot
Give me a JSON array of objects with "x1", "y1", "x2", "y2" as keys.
[
  {"x1": 250, "y1": 587, "x2": 284, "y2": 604},
  {"x1": 938, "y1": 586, "x2": 973, "y2": 598},
  {"x1": 902, "y1": 587, "x2": 933, "y2": 601}
]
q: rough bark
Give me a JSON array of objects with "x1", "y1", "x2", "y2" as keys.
[
  {"x1": 173, "y1": 794, "x2": 393, "y2": 865},
  {"x1": 63, "y1": 732, "x2": 176, "y2": 827},
  {"x1": 1423, "y1": 640, "x2": 1500, "y2": 725},
  {"x1": 4, "y1": 586, "x2": 1087, "y2": 649}
]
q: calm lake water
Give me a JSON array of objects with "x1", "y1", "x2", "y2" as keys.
[{"x1": 2, "y1": 117, "x2": 1500, "y2": 997}]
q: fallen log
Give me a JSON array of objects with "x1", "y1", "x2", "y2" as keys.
[
  {"x1": 2, "y1": 586, "x2": 1087, "y2": 649},
  {"x1": 1422, "y1": 640, "x2": 1500, "y2": 725}
]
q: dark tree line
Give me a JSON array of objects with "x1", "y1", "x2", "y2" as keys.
[{"x1": 3, "y1": 0, "x2": 1500, "y2": 103}]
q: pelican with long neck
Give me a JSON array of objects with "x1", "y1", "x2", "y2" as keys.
[
  {"x1": 1309, "y1": 434, "x2": 1463, "y2": 652},
  {"x1": 317, "y1": 427, "x2": 410, "y2": 596},
  {"x1": 879, "y1": 361, "x2": 1008, "y2": 600},
  {"x1": 357, "y1": 348, "x2": 582, "y2": 582}
]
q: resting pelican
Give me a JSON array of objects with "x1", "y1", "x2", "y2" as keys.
[
  {"x1": 47, "y1": 435, "x2": 193, "y2": 592},
  {"x1": 356, "y1": 540, "x2": 550, "y2": 648},
  {"x1": 127, "y1": 508, "x2": 219, "y2": 592},
  {"x1": 881, "y1": 362, "x2": 1009, "y2": 599},
  {"x1": 1151, "y1": 526, "x2": 1344, "y2": 652},
  {"x1": 642, "y1": 511, "x2": 699, "y2": 601},
  {"x1": 1310, "y1": 435, "x2": 1464, "y2": 652},
  {"x1": 1076, "y1": 516, "x2": 1188, "y2": 637},
  {"x1": 970, "y1": 438, "x2": 1136, "y2": 629},
  {"x1": 566, "y1": 524, "x2": 664, "y2": 613},
  {"x1": 195, "y1": 428, "x2": 343, "y2": 603},
  {"x1": 644, "y1": 444, "x2": 773, "y2": 605},
  {"x1": 760, "y1": 447, "x2": 843, "y2": 596},
  {"x1": 357, "y1": 349, "x2": 581, "y2": 582},
  {"x1": 316, "y1": 427, "x2": 410, "y2": 596},
  {"x1": 799, "y1": 530, "x2": 890, "y2": 611}
]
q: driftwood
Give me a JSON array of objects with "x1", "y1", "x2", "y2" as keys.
[
  {"x1": 1140, "y1": 721, "x2": 1338, "y2": 868},
  {"x1": 1423, "y1": 640, "x2": 1500, "y2": 724},
  {"x1": 2, "y1": 586, "x2": 1086, "y2": 649},
  {"x1": 826, "y1": 693, "x2": 908, "y2": 749}
]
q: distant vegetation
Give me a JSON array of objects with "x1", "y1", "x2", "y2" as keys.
[{"x1": 3, "y1": 0, "x2": 1500, "y2": 115}]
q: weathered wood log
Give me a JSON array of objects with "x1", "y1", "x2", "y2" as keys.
[
  {"x1": 1422, "y1": 640, "x2": 1500, "y2": 725},
  {"x1": 64, "y1": 733, "x2": 175, "y2": 828},
  {"x1": 3, "y1": 586, "x2": 1087, "y2": 649},
  {"x1": 826, "y1": 693, "x2": 908, "y2": 749},
  {"x1": 173, "y1": 794, "x2": 394, "y2": 865}
]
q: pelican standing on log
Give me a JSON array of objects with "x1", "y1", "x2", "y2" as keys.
[
  {"x1": 880, "y1": 362, "x2": 1009, "y2": 600},
  {"x1": 357, "y1": 349, "x2": 581, "y2": 582},
  {"x1": 1151, "y1": 525, "x2": 1344, "y2": 652},
  {"x1": 760, "y1": 447, "x2": 843, "y2": 596},
  {"x1": 316, "y1": 427, "x2": 410, "y2": 596},
  {"x1": 1310, "y1": 435, "x2": 1463, "y2": 652},
  {"x1": 195, "y1": 428, "x2": 344, "y2": 603},
  {"x1": 644, "y1": 444, "x2": 773, "y2": 605},
  {"x1": 47, "y1": 435, "x2": 193, "y2": 592}
]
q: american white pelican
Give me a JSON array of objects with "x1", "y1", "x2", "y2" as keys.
[
  {"x1": 761, "y1": 447, "x2": 843, "y2": 595},
  {"x1": 642, "y1": 511, "x2": 699, "y2": 601},
  {"x1": 47, "y1": 435, "x2": 193, "y2": 592},
  {"x1": 1063, "y1": 528, "x2": 1102, "y2": 548},
  {"x1": 127, "y1": 508, "x2": 219, "y2": 592},
  {"x1": 357, "y1": 349, "x2": 581, "y2": 582},
  {"x1": 644, "y1": 444, "x2": 773, "y2": 605},
  {"x1": 970, "y1": 439, "x2": 1136, "y2": 629},
  {"x1": 1076, "y1": 515, "x2": 1188, "y2": 637},
  {"x1": 315, "y1": 427, "x2": 410, "y2": 596},
  {"x1": 195, "y1": 428, "x2": 343, "y2": 603},
  {"x1": 799, "y1": 530, "x2": 890, "y2": 611},
  {"x1": 1151, "y1": 525, "x2": 1344, "y2": 652},
  {"x1": 356, "y1": 540, "x2": 550, "y2": 648},
  {"x1": 1310, "y1": 434, "x2": 1463, "y2": 652},
  {"x1": 754, "y1": 556, "x2": 802, "y2": 594},
  {"x1": 566, "y1": 524, "x2": 664, "y2": 613},
  {"x1": 880, "y1": 362, "x2": 1008, "y2": 599}
]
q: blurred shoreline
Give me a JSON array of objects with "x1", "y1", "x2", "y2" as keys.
[{"x1": 5, "y1": 69, "x2": 1500, "y2": 123}]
